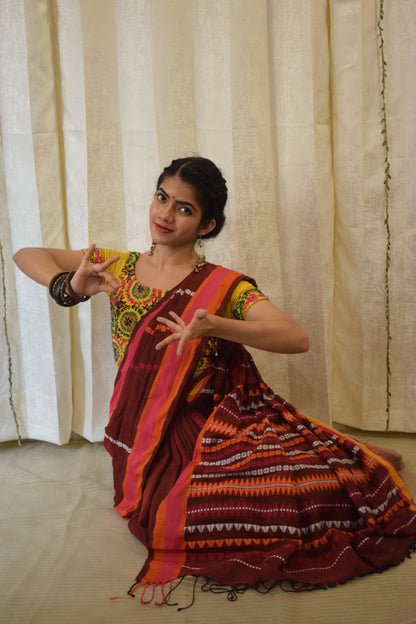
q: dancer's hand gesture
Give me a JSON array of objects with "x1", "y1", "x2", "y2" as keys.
[
  {"x1": 69, "y1": 244, "x2": 121, "y2": 297},
  {"x1": 155, "y1": 309, "x2": 212, "y2": 355}
]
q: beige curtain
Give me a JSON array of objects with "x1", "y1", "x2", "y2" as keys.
[{"x1": 1, "y1": 0, "x2": 415, "y2": 445}]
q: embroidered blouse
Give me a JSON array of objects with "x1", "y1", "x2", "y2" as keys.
[{"x1": 88, "y1": 248, "x2": 268, "y2": 368}]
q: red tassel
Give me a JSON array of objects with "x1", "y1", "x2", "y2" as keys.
[{"x1": 140, "y1": 583, "x2": 156, "y2": 605}]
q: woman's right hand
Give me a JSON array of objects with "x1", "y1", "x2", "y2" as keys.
[{"x1": 69, "y1": 244, "x2": 121, "y2": 297}]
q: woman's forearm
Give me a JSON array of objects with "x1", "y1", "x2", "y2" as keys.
[
  {"x1": 13, "y1": 248, "x2": 83, "y2": 286},
  {"x1": 205, "y1": 314, "x2": 309, "y2": 354},
  {"x1": 156, "y1": 300, "x2": 310, "y2": 356}
]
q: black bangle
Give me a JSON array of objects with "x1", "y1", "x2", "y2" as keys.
[
  {"x1": 48, "y1": 272, "x2": 67, "y2": 305},
  {"x1": 48, "y1": 271, "x2": 90, "y2": 307},
  {"x1": 65, "y1": 271, "x2": 90, "y2": 303}
]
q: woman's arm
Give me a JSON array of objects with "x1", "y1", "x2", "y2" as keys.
[
  {"x1": 13, "y1": 244, "x2": 121, "y2": 296},
  {"x1": 215, "y1": 299, "x2": 309, "y2": 353},
  {"x1": 13, "y1": 247, "x2": 85, "y2": 286},
  {"x1": 156, "y1": 299, "x2": 309, "y2": 355}
]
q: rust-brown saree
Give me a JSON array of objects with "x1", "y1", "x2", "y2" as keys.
[{"x1": 104, "y1": 263, "x2": 416, "y2": 595}]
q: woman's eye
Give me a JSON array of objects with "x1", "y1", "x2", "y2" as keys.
[
  {"x1": 156, "y1": 192, "x2": 165, "y2": 201},
  {"x1": 178, "y1": 206, "x2": 192, "y2": 215}
]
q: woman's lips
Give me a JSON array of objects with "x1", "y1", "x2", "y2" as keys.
[{"x1": 155, "y1": 223, "x2": 173, "y2": 233}]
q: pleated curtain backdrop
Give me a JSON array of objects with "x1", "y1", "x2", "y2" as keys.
[{"x1": 0, "y1": 0, "x2": 415, "y2": 445}]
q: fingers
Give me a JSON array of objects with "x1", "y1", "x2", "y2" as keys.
[
  {"x1": 155, "y1": 330, "x2": 187, "y2": 356},
  {"x1": 155, "y1": 333, "x2": 179, "y2": 351},
  {"x1": 168, "y1": 311, "x2": 185, "y2": 324},
  {"x1": 97, "y1": 269, "x2": 121, "y2": 291},
  {"x1": 166, "y1": 312, "x2": 190, "y2": 355},
  {"x1": 83, "y1": 243, "x2": 96, "y2": 262},
  {"x1": 81, "y1": 245, "x2": 121, "y2": 291},
  {"x1": 99, "y1": 254, "x2": 121, "y2": 271},
  {"x1": 156, "y1": 312, "x2": 185, "y2": 332},
  {"x1": 69, "y1": 245, "x2": 121, "y2": 297},
  {"x1": 175, "y1": 335, "x2": 188, "y2": 356},
  {"x1": 100, "y1": 282, "x2": 121, "y2": 293},
  {"x1": 83, "y1": 244, "x2": 120, "y2": 270},
  {"x1": 155, "y1": 313, "x2": 186, "y2": 353},
  {"x1": 155, "y1": 309, "x2": 210, "y2": 355}
]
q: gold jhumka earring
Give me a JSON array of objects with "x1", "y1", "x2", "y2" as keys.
[{"x1": 194, "y1": 236, "x2": 206, "y2": 272}]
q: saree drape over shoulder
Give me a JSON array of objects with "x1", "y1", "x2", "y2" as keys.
[{"x1": 104, "y1": 264, "x2": 416, "y2": 591}]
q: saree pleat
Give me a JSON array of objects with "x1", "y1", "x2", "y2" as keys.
[
  {"x1": 105, "y1": 264, "x2": 416, "y2": 590},
  {"x1": 129, "y1": 400, "x2": 209, "y2": 546}
]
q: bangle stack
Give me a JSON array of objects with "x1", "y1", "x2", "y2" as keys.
[{"x1": 48, "y1": 271, "x2": 90, "y2": 307}]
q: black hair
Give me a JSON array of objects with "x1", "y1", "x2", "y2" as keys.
[{"x1": 156, "y1": 156, "x2": 227, "y2": 239}]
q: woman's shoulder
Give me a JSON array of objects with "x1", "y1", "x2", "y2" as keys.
[
  {"x1": 216, "y1": 270, "x2": 268, "y2": 320},
  {"x1": 206, "y1": 262, "x2": 257, "y2": 287}
]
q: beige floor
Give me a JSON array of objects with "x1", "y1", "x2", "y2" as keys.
[{"x1": 1, "y1": 428, "x2": 416, "y2": 624}]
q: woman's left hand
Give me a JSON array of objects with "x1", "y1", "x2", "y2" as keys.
[{"x1": 155, "y1": 309, "x2": 211, "y2": 355}]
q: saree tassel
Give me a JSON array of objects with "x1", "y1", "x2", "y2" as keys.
[
  {"x1": 127, "y1": 581, "x2": 141, "y2": 597},
  {"x1": 109, "y1": 580, "x2": 140, "y2": 601},
  {"x1": 176, "y1": 576, "x2": 199, "y2": 612},
  {"x1": 155, "y1": 581, "x2": 174, "y2": 606},
  {"x1": 126, "y1": 580, "x2": 178, "y2": 606},
  {"x1": 140, "y1": 583, "x2": 156, "y2": 605}
]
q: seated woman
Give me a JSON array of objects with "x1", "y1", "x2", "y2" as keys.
[{"x1": 13, "y1": 156, "x2": 415, "y2": 598}]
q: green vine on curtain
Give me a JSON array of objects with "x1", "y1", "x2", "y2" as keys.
[
  {"x1": 377, "y1": 0, "x2": 392, "y2": 431},
  {"x1": 0, "y1": 239, "x2": 22, "y2": 445}
]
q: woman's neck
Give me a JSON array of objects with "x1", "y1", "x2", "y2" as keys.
[
  {"x1": 148, "y1": 244, "x2": 197, "y2": 270},
  {"x1": 135, "y1": 244, "x2": 200, "y2": 291}
]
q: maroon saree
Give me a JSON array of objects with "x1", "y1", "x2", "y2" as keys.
[{"x1": 104, "y1": 263, "x2": 416, "y2": 593}]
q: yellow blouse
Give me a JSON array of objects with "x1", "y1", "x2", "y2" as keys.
[{"x1": 89, "y1": 248, "x2": 268, "y2": 367}]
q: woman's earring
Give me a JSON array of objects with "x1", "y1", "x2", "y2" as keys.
[
  {"x1": 149, "y1": 242, "x2": 155, "y2": 256},
  {"x1": 194, "y1": 236, "x2": 206, "y2": 272}
]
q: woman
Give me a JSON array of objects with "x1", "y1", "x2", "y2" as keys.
[{"x1": 13, "y1": 156, "x2": 416, "y2": 599}]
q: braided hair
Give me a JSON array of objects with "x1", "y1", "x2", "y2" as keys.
[{"x1": 156, "y1": 157, "x2": 227, "y2": 239}]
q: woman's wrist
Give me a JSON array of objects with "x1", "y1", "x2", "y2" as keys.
[{"x1": 48, "y1": 271, "x2": 90, "y2": 307}]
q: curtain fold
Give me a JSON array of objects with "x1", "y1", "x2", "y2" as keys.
[{"x1": 1, "y1": 0, "x2": 415, "y2": 444}]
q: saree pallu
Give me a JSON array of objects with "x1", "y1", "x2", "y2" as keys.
[{"x1": 104, "y1": 263, "x2": 416, "y2": 591}]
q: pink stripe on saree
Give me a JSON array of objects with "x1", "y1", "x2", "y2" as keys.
[{"x1": 105, "y1": 265, "x2": 244, "y2": 518}]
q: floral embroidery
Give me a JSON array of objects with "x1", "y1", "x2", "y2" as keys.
[
  {"x1": 234, "y1": 287, "x2": 265, "y2": 320},
  {"x1": 89, "y1": 248, "x2": 267, "y2": 367}
]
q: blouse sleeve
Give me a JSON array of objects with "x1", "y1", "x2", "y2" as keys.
[{"x1": 223, "y1": 280, "x2": 268, "y2": 320}]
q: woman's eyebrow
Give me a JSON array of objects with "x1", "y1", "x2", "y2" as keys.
[{"x1": 158, "y1": 187, "x2": 196, "y2": 210}]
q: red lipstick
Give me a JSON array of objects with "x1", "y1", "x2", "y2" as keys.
[{"x1": 155, "y1": 223, "x2": 173, "y2": 233}]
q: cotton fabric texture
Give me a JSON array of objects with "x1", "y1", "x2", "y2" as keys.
[
  {"x1": 103, "y1": 263, "x2": 416, "y2": 592},
  {"x1": 3, "y1": 2, "x2": 416, "y2": 445}
]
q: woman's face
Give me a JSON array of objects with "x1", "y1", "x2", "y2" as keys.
[{"x1": 149, "y1": 175, "x2": 215, "y2": 248}]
